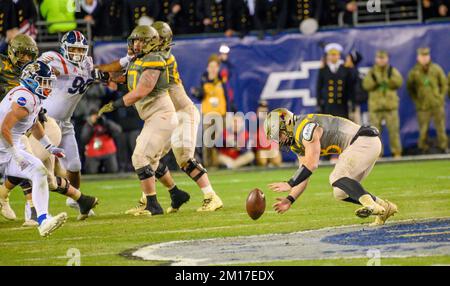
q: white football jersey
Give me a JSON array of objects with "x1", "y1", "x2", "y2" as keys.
[
  {"x1": 39, "y1": 51, "x2": 94, "y2": 122},
  {"x1": 0, "y1": 86, "x2": 42, "y2": 150}
]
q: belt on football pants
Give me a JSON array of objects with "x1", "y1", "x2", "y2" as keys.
[{"x1": 350, "y1": 126, "x2": 380, "y2": 145}]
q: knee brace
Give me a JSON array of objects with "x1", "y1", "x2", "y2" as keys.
[
  {"x1": 182, "y1": 158, "x2": 207, "y2": 182},
  {"x1": 155, "y1": 162, "x2": 169, "y2": 179},
  {"x1": 50, "y1": 177, "x2": 70, "y2": 195},
  {"x1": 136, "y1": 165, "x2": 155, "y2": 181},
  {"x1": 331, "y1": 177, "x2": 375, "y2": 202}
]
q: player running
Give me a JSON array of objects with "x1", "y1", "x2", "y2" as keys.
[
  {"x1": 0, "y1": 60, "x2": 67, "y2": 236},
  {"x1": 98, "y1": 25, "x2": 178, "y2": 216},
  {"x1": 265, "y1": 109, "x2": 398, "y2": 226},
  {"x1": 97, "y1": 21, "x2": 223, "y2": 214}
]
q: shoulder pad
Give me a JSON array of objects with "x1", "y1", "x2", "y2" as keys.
[
  {"x1": 39, "y1": 51, "x2": 59, "y2": 64},
  {"x1": 138, "y1": 54, "x2": 166, "y2": 69},
  {"x1": 302, "y1": 122, "x2": 318, "y2": 142}
]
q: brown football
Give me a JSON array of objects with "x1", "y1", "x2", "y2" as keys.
[{"x1": 246, "y1": 188, "x2": 266, "y2": 220}]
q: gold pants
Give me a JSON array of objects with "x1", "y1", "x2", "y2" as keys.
[
  {"x1": 329, "y1": 136, "x2": 382, "y2": 200},
  {"x1": 132, "y1": 96, "x2": 177, "y2": 171}
]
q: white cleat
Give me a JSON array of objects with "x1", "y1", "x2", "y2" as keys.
[
  {"x1": 38, "y1": 212, "x2": 68, "y2": 237},
  {"x1": 66, "y1": 197, "x2": 95, "y2": 217},
  {"x1": 0, "y1": 197, "x2": 17, "y2": 220}
]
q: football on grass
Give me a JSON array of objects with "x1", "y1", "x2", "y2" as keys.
[{"x1": 246, "y1": 188, "x2": 266, "y2": 220}]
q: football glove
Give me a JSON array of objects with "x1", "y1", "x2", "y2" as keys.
[
  {"x1": 98, "y1": 102, "x2": 115, "y2": 116},
  {"x1": 92, "y1": 68, "x2": 110, "y2": 83}
]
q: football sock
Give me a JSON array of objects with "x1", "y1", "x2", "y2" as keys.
[
  {"x1": 168, "y1": 185, "x2": 180, "y2": 194},
  {"x1": 201, "y1": 185, "x2": 215, "y2": 196}
]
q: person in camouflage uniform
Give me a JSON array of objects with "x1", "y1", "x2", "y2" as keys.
[
  {"x1": 363, "y1": 50, "x2": 403, "y2": 158},
  {"x1": 407, "y1": 48, "x2": 448, "y2": 153}
]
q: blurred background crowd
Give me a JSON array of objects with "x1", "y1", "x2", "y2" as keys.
[
  {"x1": 1, "y1": 0, "x2": 450, "y2": 42},
  {"x1": 0, "y1": 0, "x2": 449, "y2": 174}
]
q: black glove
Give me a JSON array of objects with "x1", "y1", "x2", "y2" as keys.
[
  {"x1": 91, "y1": 68, "x2": 110, "y2": 83},
  {"x1": 38, "y1": 108, "x2": 48, "y2": 124}
]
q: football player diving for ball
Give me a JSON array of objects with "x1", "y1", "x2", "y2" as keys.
[{"x1": 265, "y1": 108, "x2": 398, "y2": 226}]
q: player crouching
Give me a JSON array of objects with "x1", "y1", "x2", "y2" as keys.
[
  {"x1": 265, "y1": 108, "x2": 398, "y2": 226},
  {"x1": 0, "y1": 60, "x2": 67, "y2": 236}
]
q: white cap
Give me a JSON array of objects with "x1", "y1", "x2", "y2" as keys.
[
  {"x1": 324, "y1": 43, "x2": 343, "y2": 54},
  {"x1": 219, "y1": 44, "x2": 230, "y2": 54}
]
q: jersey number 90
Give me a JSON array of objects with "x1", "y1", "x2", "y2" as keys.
[{"x1": 68, "y1": 76, "x2": 93, "y2": 95}]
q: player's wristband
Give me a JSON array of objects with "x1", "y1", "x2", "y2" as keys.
[
  {"x1": 112, "y1": 98, "x2": 125, "y2": 109},
  {"x1": 39, "y1": 135, "x2": 52, "y2": 150},
  {"x1": 286, "y1": 195, "x2": 296, "y2": 204},
  {"x1": 287, "y1": 165, "x2": 313, "y2": 187}
]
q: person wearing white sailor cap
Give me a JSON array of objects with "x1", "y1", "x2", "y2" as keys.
[{"x1": 316, "y1": 42, "x2": 352, "y2": 119}]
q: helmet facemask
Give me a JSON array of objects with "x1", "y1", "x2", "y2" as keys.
[
  {"x1": 21, "y1": 61, "x2": 57, "y2": 100},
  {"x1": 7, "y1": 34, "x2": 38, "y2": 68},
  {"x1": 264, "y1": 108, "x2": 296, "y2": 152},
  {"x1": 64, "y1": 45, "x2": 89, "y2": 64},
  {"x1": 35, "y1": 74, "x2": 56, "y2": 99},
  {"x1": 13, "y1": 50, "x2": 38, "y2": 68},
  {"x1": 60, "y1": 31, "x2": 89, "y2": 65}
]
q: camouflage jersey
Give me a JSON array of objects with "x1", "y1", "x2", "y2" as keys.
[
  {"x1": 0, "y1": 54, "x2": 21, "y2": 99},
  {"x1": 127, "y1": 52, "x2": 170, "y2": 120},
  {"x1": 158, "y1": 49, "x2": 181, "y2": 86},
  {"x1": 291, "y1": 114, "x2": 360, "y2": 156},
  {"x1": 157, "y1": 49, "x2": 193, "y2": 111}
]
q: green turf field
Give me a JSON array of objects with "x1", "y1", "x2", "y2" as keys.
[{"x1": 0, "y1": 160, "x2": 449, "y2": 266}]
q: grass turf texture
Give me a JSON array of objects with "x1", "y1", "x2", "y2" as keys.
[{"x1": 0, "y1": 160, "x2": 449, "y2": 266}]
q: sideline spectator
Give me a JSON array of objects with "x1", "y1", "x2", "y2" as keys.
[
  {"x1": 316, "y1": 43, "x2": 353, "y2": 118},
  {"x1": 218, "y1": 115, "x2": 254, "y2": 169},
  {"x1": 197, "y1": 0, "x2": 228, "y2": 33},
  {"x1": 287, "y1": 0, "x2": 317, "y2": 29},
  {"x1": 225, "y1": 0, "x2": 252, "y2": 37},
  {"x1": 40, "y1": 0, "x2": 77, "y2": 33},
  {"x1": 218, "y1": 44, "x2": 237, "y2": 112},
  {"x1": 122, "y1": 0, "x2": 160, "y2": 36},
  {"x1": 0, "y1": 0, "x2": 19, "y2": 53},
  {"x1": 192, "y1": 54, "x2": 230, "y2": 167},
  {"x1": 75, "y1": 0, "x2": 112, "y2": 37},
  {"x1": 345, "y1": 50, "x2": 368, "y2": 125},
  {"x1": 82, "y1": 109, "x2": 122, "y2": 174},
  {"x1": 363, "y1": 50, "x2": 403, "y2": 158},
  {"x1": 253, "y1": 0, "x2": 288, "y2": 39},
  {"x1": 170, "y1": 0, "x2": 201, "y2": 34},
  {"x1": 407, "y1": 47, "x2": 448, "y2": 154},
  {"x1": 12, "y1": 0, "x2": 38, "y2": 39},
  {"x1": 255, "y1": 100, "x2": 282, "y2": 167}
]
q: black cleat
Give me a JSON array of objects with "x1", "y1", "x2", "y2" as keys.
[
  {"x1": 167, "y1": 189, "x2": 190, "y2": 213},
  {"x1": 77, "y1": 195, "x2": 99, "y2": 221}
]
